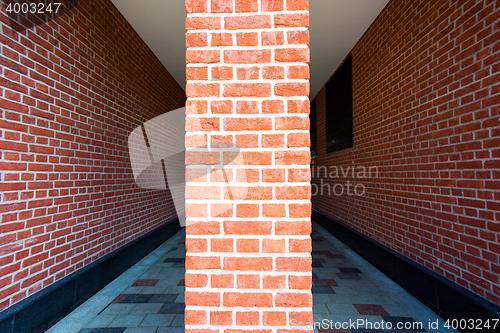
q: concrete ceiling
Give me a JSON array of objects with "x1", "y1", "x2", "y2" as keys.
[{"x1": 110, "y1": 0, "x2": 390, "y2": 99}]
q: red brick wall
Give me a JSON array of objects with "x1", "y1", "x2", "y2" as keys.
[
  {"x1": 185, "y1": 0, "x2": 312, "y2": 330},
  {"x1": 0, "y1": 0, "x2": 185, "y2": 310},
  {"x1": 312, "y1": 0, "x2": 500, "y2": 305}
]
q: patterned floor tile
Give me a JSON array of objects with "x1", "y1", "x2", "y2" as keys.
[
  {"x1": 108, "y1": 314, "x2": 145, "y2": 327},
  {"x1": 353, "y1": 304, "x2": 390, "y2": 316},
  {"x1": 121, "y1": 294, "x2": 154, "y2": 303},
  {"x1": 338, "y1": 267, "x2": 363, "y2": 274},
  {"x1": 158, "y1": 302, "x2": 185, "y2": 314},
  {"x1": 132, "y1": 279, "x2": 159, "y2": 287},
  {"x1": 140, "y1": 314, "x2": 175, "y2": 327},
  {"x1": 336, "y1": 273, "x2": 362, "y2": 280},
  {"x1": 312, "y1": 286, "x2": 336, "y2": 294}
]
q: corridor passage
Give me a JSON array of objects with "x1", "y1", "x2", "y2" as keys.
[{"x1": 48, "y1": 223, "x2": 455, "y2": 333}]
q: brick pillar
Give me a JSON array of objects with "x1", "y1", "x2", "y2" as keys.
[{"x1": 185, "y1": 0, "x2": 312, "y2": 331}]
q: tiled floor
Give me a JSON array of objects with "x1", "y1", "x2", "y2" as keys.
[{"x1": 47, "y1": 222, "x2": 456, "y2": 332}]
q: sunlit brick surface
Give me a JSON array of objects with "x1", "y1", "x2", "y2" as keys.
[{"x1": 185, "y1": 0, "x2": 312, "y2": 331}]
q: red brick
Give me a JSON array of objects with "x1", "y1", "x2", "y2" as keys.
[
  {"x1": 186, "y1": 32, "x2": 208, "y2": 47},
  {"x1": 237, "y1": 239, "x2": 260, "y2": 252},
  {"x1": 211, "y1": 33, "x2": 233, "y2": 46},
  {"x1": 237, "y1": 274, "x2": 260, "y2": 288},
  {"x1": 275, "y1": 14, "x2": 309, "y2": 27},
  {"x1": 212, "y1": 66, "x2": 233, "y2": 80},
  {"x1": 223, "y1": 292, "x2": 273, "y2": 307},
  {"x1": 275, "y1": 292, "x2": 312, "y2": 307},
  {"x1": 263, "y1": 66, "x2": 285, "y2": 80},
  {"x1": 186, "y1": 17, "x2": 221, "y2": 29},
  {"x1": 185, "y1": 291, "x2": 220, "y2": 306},
  {"x1": 224, "y1": 221, "x2": 272, "y2": 235},
  {"x1": 262, "y1": 31, "x2": 284, "y2": 45},
  {"x1": 289, "y1": 275, "x2": 311, "y2": 289},
  {"x1": 224, "y1": 50, "x2": 271, "y2": 64},
  {"x1": 224, "y1": 257, "x2": 272, "y2": 271},
  {"x1": 210, "y1": 311, "x2": 232, "y2": 325},
  {"x1": 212, "y1": 274, "x2": 234, "y2": 288},
  {"x1": 186, "y1": 310, "x2": 207, "y2": 325},
  {"x1": 211, "y1": 0, "x2": 233, "y2": 12},
  {"x1": 211, "y1": 100, "x2": 233, "y2": 114},
  {"x1": 236, "y1": 311, "x2": 260, "y2": 325},
  {"x1": 275, "y1": 83, "x2": 309, "y2": 96},
  {"x1": 237, "y1": 67, "x2": 259, "y2": 80},
  {"x1": 224, "y1": 83, "x2": 271, "y2": 97},
  {"x1": 236, "y1": 101, "x2": 259, "y2": 114},
  {"x1": 237, "y1": 32, "x2": 259, "y2": 46},
  {"x1": 261, "y1": 0, "x2": 283, "y2": 11},
  {"x1": 262, "y1": 100, "x2": 284, "y2": 113},
  {"x1": 224, "y1": 117, "x2": 272, "y2": 130},
  {"x1": 225, "y1": 15, "x2": 272, "y2": 29}
]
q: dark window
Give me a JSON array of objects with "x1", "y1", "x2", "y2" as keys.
[
  {"x1": 325, "y1": 55, "x2": 353, "y2": 153},
  {"x1": 310, "y1": 98, "x2": 317, "y2": 158}
]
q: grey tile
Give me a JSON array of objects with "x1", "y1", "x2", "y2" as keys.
[
  {"x1": 101, "y1": 304, "x2": 137, "y2": 315},
  {"x1": 85, "y1": 314, "x2": 117, "y2": 328},
  {"x1": 108, "y1": 314, "x2": 146, "y2": 328},
  {"x1": 140, "y1": 314, "x2": 175, "y2": 327},
  {"x1": 170, "y1": 314, "x2": 184, "y2": 327},
  {"x1": 148, "y1": 294, "x2": 177, "y2": 303},
  {"x1": 337, "y1": 273, "x2": 362, "y2": 280},
  {"x1": 129, "y1": 303, "x2": 163, "y2": 315}
]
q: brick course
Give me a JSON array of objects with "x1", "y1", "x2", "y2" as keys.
[
  {"x1": 185, "y1": 0, "x2": 312, "y2": 330},
  {"x1": 0, "y1": 0, "x2": 185, "y2": 310},
  {"x1": 312, "y1": 0, "x2": 500, "y2": 305}
]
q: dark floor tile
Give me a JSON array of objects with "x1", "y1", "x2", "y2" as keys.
[
  {"x1": 339, "y1": 267, "x2": 363, "y2": 274},
  {"x1": 172, "y1": 263, "x2": 185, "y2": 267},
  {"x1": 381, "y1": 317, "x2": 426, "y2": 332},
  {"x1": 78, "y1": 328, "x2": 127, "y2": 333},
  {"x1": 132, "y1": 279, "x2": 159, "y2": 286},
  {"x1": 177, "y1": 279, "x2": 185, "y2": 286},
  {"x1": 312, "y1": 237, "x2": 323, "y2": 242},
  {"x1": 353, "y1": 304, "x2": 390, "y2": 316},
  {"x1": 314, "y1": 278, "x2": 338, "y2": 286},
  {"x1": 158, "y1": 302, "x2": 185, "y2": 314},
  {"x1": 163, "y1": 258, "x2": 184, "y2": 263},
  {"x1": 336, "y1": 273, "x2": 361, "y2": 280},
  {"x1": 312, "y1": 262, "x2": 324, "y2": 267},
  {"x1": 313, "y1": 258, "x2": 326, "y2": 263},
  {"x1": 170, "y1": 247, "x2": 178, "y2": 251},
  {"x1": 110, "y1": 294, "x2": 128, "y2": 304},
  {"x1": 149, "y1": 294, "x2": 178, "y2": 303},
  {"x1": 312, "y1": 286, "x2": 336, "y2": 294},
  {"x1": 121, "y1": 294, "x2": 154, "y2": 303}
]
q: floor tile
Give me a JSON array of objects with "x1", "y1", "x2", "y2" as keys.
[
  {"x1": 140, "y1": 314, "x2": 175, "y2": 327},
  {"x1": 101, "y1": 304, "x2": 137, "y2": 315},
  {"x1": 52, "y1": 224, "x2": 456, "y2": 333},
  {"x1": 108, "y1": 315, "x2": 145, "y2": 328},
  {"x1": 132, "y1": 279, "x2": 159, "y2": 287},
  {"x1": 158, "y1": 302, "x2": 185, "y2": 314},
  {"x1": 353, "y1": 304, "x2": 390, "y2": 316},
  {"x1": 85, "y1": 315, "x2": 117, "y2": 328}
]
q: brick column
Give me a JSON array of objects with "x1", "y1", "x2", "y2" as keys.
[{"x1": 185, "y1": 0, "x2": 312, "y2": 331}]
